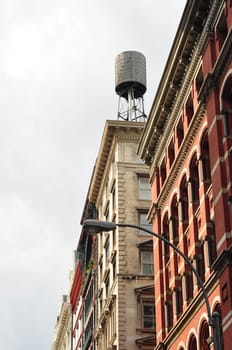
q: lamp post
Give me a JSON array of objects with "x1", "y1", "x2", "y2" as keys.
[{"x1": 83, "y1": 219, "x2": 222, "y2": 350}]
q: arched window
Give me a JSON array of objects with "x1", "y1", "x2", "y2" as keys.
[
  {"x1": 177, "y1": 118, "x2": 184, "y2": 147},
  {"x1": 200, "y1": 131, "x2": 211, "y2": 186},
  {"x1": 160, "y1": 159, "x2": 167, "y2": 186},
  {"x1": 221, "y1": 74, "x2": 232, "y2": 137},
  {"x1": 180, "y1": 175, "x2": 189, "y2": 231},
  {"x1": 221, "y1": 74, "x2": 232, "y2": 205},
  {"x1": 188, "y1": 334, "x2": 197, "y2": 350},
  {"x1": 186, "y1": 93, "x2": 194, "y2": 125},
  {"x1": 170, "y1": 194, "x2": 179, "y2": 244},
  {"x1": 189, "y1": 153, "x2": 200, "y2": 209},
  {"x1": 213, "y1": 303, "x2": 224, "y2": 349},
  {"x1": 168, "y1": 138, "x2": 175, "y2": 169},
  {"x1": 162, "y1": 212, "x2": 170, "y2": 259},
  {"x1": 199, "y1": 320, "x2": 210, "y2": 350}
]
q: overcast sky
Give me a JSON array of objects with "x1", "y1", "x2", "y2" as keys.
[{"x1": 0, "y1": 1, "x2": 186, "y2": 349}]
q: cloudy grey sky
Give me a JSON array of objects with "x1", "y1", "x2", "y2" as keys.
[{"x1": 0, "y1": 1, "x2": 186, "y2": 349}]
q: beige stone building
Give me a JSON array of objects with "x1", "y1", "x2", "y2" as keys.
[
  {"x1": 86, "y1": 119, "x2": 156, "y2": 350},
  {"x1": 51, "y1": 295, "x2": 72, "y2": 350}
]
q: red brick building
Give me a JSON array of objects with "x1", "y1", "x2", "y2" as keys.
[{"x1": 138, "y1": 0, "x2": 232, "y2": 349}]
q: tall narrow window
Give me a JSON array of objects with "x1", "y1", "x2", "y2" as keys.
[
  {"x1": 170, "y1": 195, "x2": 179, "y2": 243},
  {"x1": 174, "y1": 287, "x2": 183, "y2": 316},
  {"x1": 140, "y1": 250, "x2": 154, "y2": 275},
  {"x1": 186, "y1": 94, "x2": 194, "y2": 125},
  {"x1": 183, "y1": 272, "x2": 193, "y2": 301},
  {"x1": 196, "y1": 65, "x2": 203, "y2": 95},
  {"x1": 200, "y1": 132, "x2": 211, "y2": 185},
  {"x1": 180, "y1": 175, "x2": 189, "y2": 229},
  {"x1": 189, "y1": 154, "x2": 200, "y2": 207},
  {"x1": 216, "y1": 12, "x2": 228, "y2": 52},
  {"x1": 143, "y1": 303, "x2": 155, "y2": 328},
  {"x1": 165, "y1": 300, "x2": 173, "y2": 329},
  {"x1": 168, "y1": 139, "x2": 175, "y2": 168},
  {"x1": 177, "y1": 118, "x2": 184, "y2": 148},
  {"x1": 199, "y1": 320, "x2": 210, "y2": 350},
  {"x1": 139, "y1": 212, "x2": 152, "y2": 234},
  {"x1": 221, "y1": 75, "x2": 232, "y2": 137},
  {"x1": 162, "y1": 213, "x2": 170, "y2": 258},
  {"x1": 188, "y1": 334, "x2": 197, "y2": 350},
  {"x1": 111, "y1": 184, "x2": 116, "y2": 213},
  {"x1": 160, "y1": 159, "x2": 167, "y2": 186},
  {"x1": 138, "y1": 176, "x2": 151, "y2": 200}
]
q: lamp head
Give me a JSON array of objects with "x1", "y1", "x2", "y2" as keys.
[{"x1": 83, "y1": 219, "x2": 117, "y2": 234}]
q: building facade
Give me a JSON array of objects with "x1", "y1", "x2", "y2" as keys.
[
  {"x1": 84, "y1": 120, "x2": 156, "y2": 350},
  {"x1": 51, "y1": 295, "x2": 72, "y2": 350},
  {"x1": 138, "y1": 0, "x2": 232, "y2": 349},
  {"x1": 69, "y1": 199, "x2": 98, "y2": 350}
]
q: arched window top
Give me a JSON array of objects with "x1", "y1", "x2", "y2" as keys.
[
  {"x1": 199, "y1": 319, "x2": 209, "y2": 350},
  {"x1": 180, "y1": 173, "x2": 188, "y2": 189},
  {"x1": 178, "y1": 346, "x2": 185, "y2": 350},
  {"x1": 188, "y1": 334, "x2": 197, "y2": 350},
  {"x1": 189, "y1": 152, "x2": 200, "y2": 206},
  {"x1": 190, "y1": 152, "x2": 198, "y2": 169},
  {"x1": 162, "y1": 211, "x2": 169, "y2": 225},
  {"x1": 213, "y1": 302, "x2": 222, "y2": 314},
  {"x1": 199, "y1": 129, "x2": 212, "y2": 184},
  {"x1": 200, "y1": 128, "x2": 208, "y2": 148},
  {"x1": 170, "y1": 194, "x2": 179, "y2": 243},
  {"x1": 221, "y1": 73, "x2": 232, "y2": 137},
  {"x1": 171, "y1": 193, "x2": 178, "y2": 206},
  {"x1": 221, "y1": 73, "x2": 232, "y2": 103}
]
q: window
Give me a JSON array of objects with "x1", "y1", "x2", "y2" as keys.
[
  {"x1": 113, "y1": 260, "x2": 116, "y2": 279},
  {"x1": 183, "y1": 272, "x2": 193, "y2": 301},
  {"x1": 139, "y1": 212, "x2": 152, "y2": 234},
  {"x1": 185, "y1": 93, "x2": 194, "y2": 125},
  {"x1": 135, "y1": 286, "x2": 155, "y2": 334},
  {"x1": 189, "y1": 154, "x2": 200, "y2": 205},
  {"x1": 105, "y1": 276, "x2": 109, "y2": 296},
  {"x1": 177, "y1": 118, "x2": 184, "y2": 147},
  {"x1": 168, "y1": 139, "x2": 175, "y2": 168},
  {"x1": 162, "y1": 213, "x2": 170, "y2": 258},
  {"x1": 160, "y1": 159, "x2": 167, "y2": 186},
  {"x1": 174, "y1": 288, "x2": 183, "y2": 316},
  {"x1": 140, "y1": 250, "x2": 154, "y2": 275},
  {"x1": 221, "y1": 74, "x2": 232, "y2": 137},
  {"x1": 180, "y1": 175, "x2": 189, "y2": 235},
  {"x1": 143, "y1": 303, "x2": 155, "y2": 328},
  {"x1": 165, "y1": 300, "x2": 173, "y2": 329},
  {"x1": 138, "y1": 176, "x2": 151, "y2": 200},
  {"x1": 104, "y1": 201, "x2": 110, "y2": 221},
  {"x1": 105, "y1": 238, "x2": 110, "y2": 264},
  {"x1": 170, "y1": 195, "x2": 179, "y2": 243},
  {"x1": 199, "y1": 320, "x2": 210, "y2": 350},
  {"x1": 111, "y1": 181, "x2": 116, "y2": 213}
]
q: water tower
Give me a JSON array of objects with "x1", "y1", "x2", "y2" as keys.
[{"x1": 115, "y1": 51, "x2": 147, "y2": 122}]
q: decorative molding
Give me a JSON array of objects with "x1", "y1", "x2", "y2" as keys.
[
  {"x1": 148, "y1": 103, "x2": 206, "y2": 221},
  {"x1": 88, "y1": 120, "x2": 144, "y2": 204}
]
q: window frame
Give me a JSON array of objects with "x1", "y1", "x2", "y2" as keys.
[{"x1": 140, "y1": 249, "x2": 154, "y2": 275}]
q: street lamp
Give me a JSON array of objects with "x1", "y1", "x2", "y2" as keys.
[{"x1": 83, "y1": 219, "x2": 222, "y2": 350}]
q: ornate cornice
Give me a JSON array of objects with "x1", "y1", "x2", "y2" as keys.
[
  {"x1": 138, "y1": 0, "x2": 223, "y2": 167},
  {"x1": 138, "y1": 0, "x2": 212, "y2": 164},
  {"x1": 88, "y1": 120, "x2": 144, "y2": 204},
  {"x1": 53, "y1": 302, "x2": 72, "y2": 350}
]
